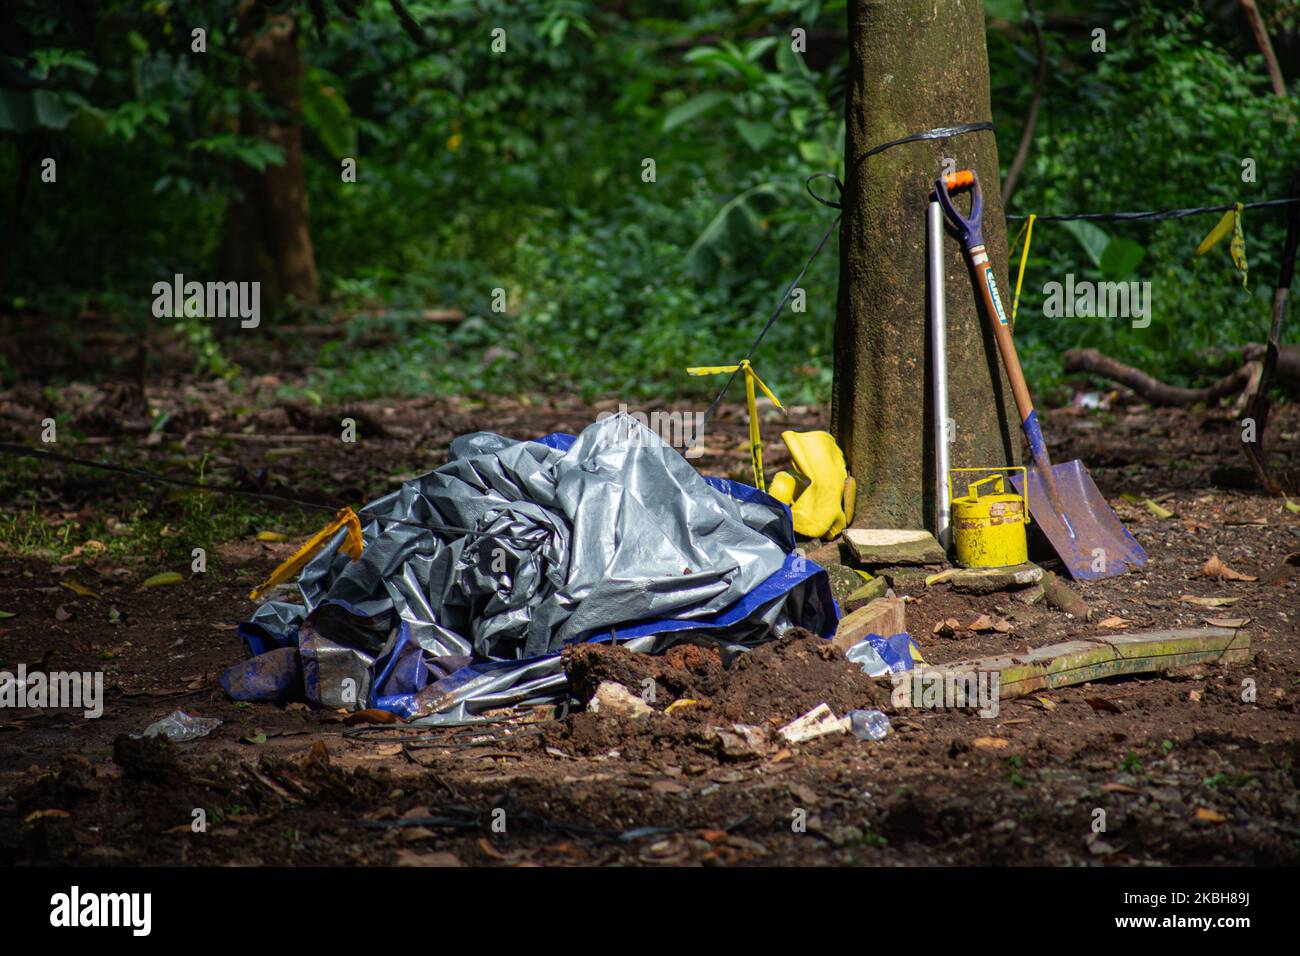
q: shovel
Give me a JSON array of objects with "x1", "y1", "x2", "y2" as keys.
[{"x1": 935, "y1": 169, "x2": 1145, "y2": 581}]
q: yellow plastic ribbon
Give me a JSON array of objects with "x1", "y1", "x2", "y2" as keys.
[
  {"x1": 1008, "y1": 212, "x2": 1036, "y2": 326},
  {"x1": 248, "y1": 506, "x2": 365, "y2": 601},
  {"x1": 686, "y1": 359, "x2": 782, "y2": 491},
  {"x1": 1195, "y1": 202, "x2": 1248, "y2": 288}
]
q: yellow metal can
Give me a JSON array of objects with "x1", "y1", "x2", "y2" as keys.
[{"x1": 949, "y1": 467, "x2": 1029, "y2": 568}]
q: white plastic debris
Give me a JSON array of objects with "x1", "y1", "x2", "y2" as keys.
[
  {"x1": 588, "y1": 681, "x2": 653, "y2": 719},
  {"x1": 778, "y1": 703, "x2": 850, "y2": 744},
  {"x1": 137, "y1": 709, "x2": 222, "y2": 742}
]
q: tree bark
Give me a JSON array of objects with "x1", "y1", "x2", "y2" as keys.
[
  {"x1": 1239, "y1": 0, "x2": 1287, "y2": 99},
  {"x1": 833, "y1": 0, "x2": 1017, "y2": 531},
  {"x1": 222, "y1": 2, "x2": 318, "y2": 307}
]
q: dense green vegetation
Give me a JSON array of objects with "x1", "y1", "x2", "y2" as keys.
[{"x1": 3, "y1": 0, "x2": 1298, "y2": 405}]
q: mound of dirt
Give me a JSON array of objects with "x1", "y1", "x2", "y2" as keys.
[{"x1": 562, "y1": 628, "x2": 888, "y2": 725}]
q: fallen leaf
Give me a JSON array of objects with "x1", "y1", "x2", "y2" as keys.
[
  {"x1": 478, "y1": 838, "x2": 512, "y2": 860},
  {"x1": 1224, "y1": 517, "x2": 1267, "y2": 527},
  {"x1": 1285, "y1": 498, "x2": 1300, "y2": 515},
  {"x1": 240, "y1": 731, "x2": 268, "y2": 745},
  {"x1": 302, "y1": 740, "x2": 330, "y2": 770},
  {"x1": 968, "y1": 614, "x2": 1013, "y2": 633},
  {"x1": 60, "y1": 580, "x2": 100, "y2": 599},
  {"x1": 1203, "y1": 555, "x2": 1257, "y2": 582},
  {"x1": 651, "y1": 780, "x2": 687, "y2": 795},
  {"x1": 1102, "y1": 782, "x2": 1141, "y2": 794},
  {"x1": 1144, "y1": 498, "x2": 1175, "y2": 519},
  {"x1": 24, "y1": 809, "x2": 71, "y2": 824},
  {"x1": 926, "y1": 569, "x2": 959, "y2": 586},
  {"x1": 933, "y1": 618, "x2": 961, "y2": 638},
  {"x1": 141, "y1": 571, "x2": 183, "y2": 588},
  {"x1": 1180, "y1": 594, "x2": 1239, "y2": 608},
  {"x1": 65, "y1": 539, "x2": 107, "y2": 559},
  {"x1": 1097, "y1": 616, "x2": 1131, "y2": 629},
  {"x1": 54, "y1": 605, "x2": 73, "y2": 622},
  {"x1": 1085, "y1": 697, "x2": 1122, "y2": 714},
  {"x1": 1204, "y1": 617, "x2": 1251, "y2": 629},
  {"x1": 396, "y1": 850, "x2": 462, "y2": 867},
  {"x1": 1194, "y1": 807, "x2": 1227, "y2": 823},
  {"x1": 398, "y1": 827, "x2": 437, "y2": 844},
  {"x1": 257, "y1": 531, "x2": 288, "y2": 542},
  {"x1": 972, "y1": 736, "x2": 1010, "y2": 750},
  {"x1": 0, "y1": 610, "x2": 17, "y2": 619},
  {"x1": 1033, "y1": 696, "x2": 1057, "y2": 712}
]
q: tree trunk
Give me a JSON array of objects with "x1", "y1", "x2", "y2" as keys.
[
  {"x1": 222, "y1": 2, "x2": 318, "y2": 307},
  {"x1": 833, "y1": 0, "x2": 1017, "y2": 532}
]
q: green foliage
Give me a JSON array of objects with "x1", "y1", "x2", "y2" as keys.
[{"x1": 4, "y1": 0, "x2": 1298, "y2": 406}]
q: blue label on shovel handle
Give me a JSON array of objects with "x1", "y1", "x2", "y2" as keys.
[{"x1": 984, "y1": 266, "x2": 1008, "y2": 326}]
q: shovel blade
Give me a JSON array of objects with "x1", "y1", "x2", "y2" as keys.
[{"x1": 1011, "y1": 460, "x2": 1146, "y2": 581}]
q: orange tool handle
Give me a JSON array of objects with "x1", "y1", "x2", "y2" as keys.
[{"x1": 943, "y1": 169, "x2": 975, "y2": 190}]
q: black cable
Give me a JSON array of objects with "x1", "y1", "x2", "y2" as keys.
[
  {"x1": 1008, "y1": 196, "x2": 1299, "y2": 223},
  {"x1": 703, "y1": 121, "x2": 995, "y2": 423}
]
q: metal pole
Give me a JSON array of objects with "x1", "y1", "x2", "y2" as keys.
[{"x1": 928, "y1": 200, "x2": 951, "y2": 550}]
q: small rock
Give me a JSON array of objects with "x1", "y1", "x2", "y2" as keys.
[
  {"x1": 823, "y1": 563, "x2": 867, "y2": 604},
  {"x1": 1014, "y1": 584, "x2": 1046, "y2": 606},
  {"x1": 843, "y1": 528, "x2": 947, "y2": 567},
  {"x1": 875, "y1": 566, "x2": 935, "y2": 591},
  {"x1": 949, "y1": 563, "x2": 1043, "y2": 594},
  {"x1": 844, "y1": 575, "x2": 889, "y2": 603}
]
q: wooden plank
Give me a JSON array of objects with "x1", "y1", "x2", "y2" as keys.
[
  {"x1": 831, "y1": 595, "x2": 906, "y2": 652},
  {"x1": 904, "y1": 627, "x2": 1251, "y2": 702}
]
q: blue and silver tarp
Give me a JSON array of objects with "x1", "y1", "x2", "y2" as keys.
[{"x1": 221, "y1": 412, "x2": 838, "y2": 723}]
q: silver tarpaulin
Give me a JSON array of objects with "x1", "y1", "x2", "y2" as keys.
[{"x1": 233, "y1": 412, "x2": 836, "y2": 722}]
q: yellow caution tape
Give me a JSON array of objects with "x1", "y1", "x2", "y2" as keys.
[
  {"x1": 1009, "y1": 213, "x2": 1036, "y2": 326},
  {"x1": 687, "y1": 359, "x2": 782, "y2": 491},
  {"x1": 248, "y1": 506, "x2": 364, "y2": 601},
  {"x1": 1196, "y1": 202, "x2": 1248, "y2": 288}
]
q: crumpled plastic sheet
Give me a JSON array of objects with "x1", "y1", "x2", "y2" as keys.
[
  {"x1": 845, "y1": 632, "x2": 923, "y2": 677},
  {"x1": 222, "y1": 412, "x2": 838, "y2": 724},
  {"x1": 136, "y1": 709, "x2": 222, "y2": 742}
]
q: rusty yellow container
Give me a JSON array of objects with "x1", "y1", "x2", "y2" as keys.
[{"x1": 948, "y1": 467, "x2": 1029, "y2": 568}]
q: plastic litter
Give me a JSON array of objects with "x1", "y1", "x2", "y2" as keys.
[
  {"x1": 845, "y1": 632, "x2": 923, "y2": 677},
  {"x1": 778, "y1": 702, "x2": 850, "y2": 743},
  {"x1": 137, "y1": 710, "x2": 222, "y2": 742},
  {"x1": 848, "y1": 709, "x2": 890, "y2": 741}
]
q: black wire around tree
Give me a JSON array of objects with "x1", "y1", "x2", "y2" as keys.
[{"x1": 702, "y1": 120, "x2": 996, "y2": 425}]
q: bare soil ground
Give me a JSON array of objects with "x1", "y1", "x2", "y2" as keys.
[{"x1": 1, "y1": 359, "x2": 1298, "y2": 866}]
